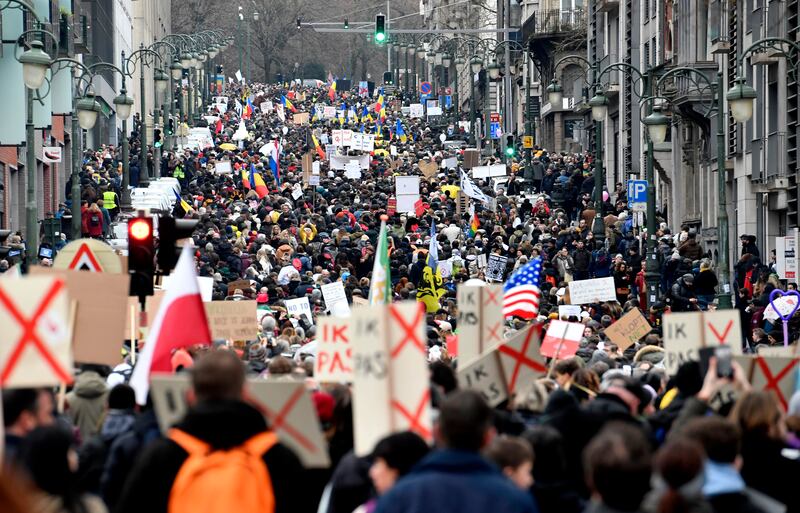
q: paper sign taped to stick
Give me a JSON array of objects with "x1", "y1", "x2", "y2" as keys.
[
  {"x1": 458, "y1": 351, "x2": 508, "y2": 407},
  {"x1": 204, "y1": 301, "x2": 257, "y2": 341},
  {"x1": 315, "y1": 317, "x2": 352, "y2": 381},
  {"x1": 351, "y1": 302, "x2": 431, "y2": 456},
  {"x1": 486, "y1": 255, "x2": 508, "y2": 282},
  {"x1": 321, "y1": 281, "x2": 350, "y2": 317},
  {"x1": 604, "y1": 308, "x2": 652, "y2": 351},
  {"x1": 663, "y1": 310, "x2": 743, "y2": 375},
  {"x1": 30, "y1": 268, "x2": 128, "y2": 366},
  {"x1": 0, "y1": 276, "x2": 73, "y2": 388},
  {"x1": 247, "y1": 380, "x2": 331, "y2": 468},
  {"x1": 541, "y1": 320, "x2": 583, "y2": 359},
  {"x1": 497, "y1": 325, "x2": 547, "y2": 395},
  {"x1": 568, "y1": 277, "x2": 617, "y2": 304},
  {"x1": 456, "y1": 284, "x2": 504, "y2": 366}
]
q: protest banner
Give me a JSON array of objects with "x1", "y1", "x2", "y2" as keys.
[
  {"x1": 285, "y1": 297, "x2": 313, "y2": 324},
  {"x1": 458, "y1": 351, "x2": 508, "y2": 407},
  {"x1": 736, "y1": 355, "x2": 800, "y2": 411},
  {"x1": 321, "y1": 281, "x2": 350, "y2": 317},
  {"x1": 351, "y1": 302, "x2": 431, "y2": 455},
  {"x1": 204, "y1": 301, "x2": 257, "y2": 341},
  {"x1": 0, "y1": 276, "x2": 73, "y2": 388},
  {"x1": 603, "y1": 308, "x2": 652, "y2": 351},
  {"x1": 248, "y1": 380, "x2": 331, "y2": 468},
  {"x1": 315, "y1": 316, "x2": 352, "y2": 382},
  {"x1": 30, "y1": 268, "x2": 128, "y2": 366},
  {"x1": 456, "y1": 284, "x2": 504, "y2": 365},
  {"x1": 567, "y1": 277, "x2": 616, "y2": 304},
  {"x1": 497, "y1": 325, "x2": 547, "y2": 395},
  {"x1": 541, "y1": 320, "x2": 583, "y2": 359},
  {"x1": 485, "y1": 254, "x2": 508, "y2": 282}
]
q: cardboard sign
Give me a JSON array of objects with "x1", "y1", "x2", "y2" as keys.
[
  {"x1": 0, "y1": 276, "x2": 73, "y2": 388},
  {"x1": 315, "y1": 316, "x2": 352, "y2": 381},
  {"x1": 456, "y1": 284, "x2": 504, "y2": 366},
  {"x1": 204, "y1": 301, "x2": 257, "y2": 341},
  {"x1": 458, "y1": 351, "x2": 508, "y2": 407},
  {"x1": 321, "y1": 281, "x2": 350, "y2": 317},
  {"x1": 462, "y1": 149, "x2": 480, "y2": 170},
  {"x1": 414, "y1": 199, "x2": 425, "y2": 217},
  {"x1": 323, "y1": 106, "x2": 336, "y2": 119},
  {"x1": 150, "y1": 374, "x2": 192, "y2": 432},
  {"x1": 214, "y1": 161, "x2": 233, "y2": 174},
  {"x1": 248, "y1": 380, "x2": 331, "y2": 468},
  {"x1": 568, "y1": 277, "x2": 617, "y2": 304},
  {"x1": 497, "y1": 325, "x2": 547, "y2": 395},
  {"x1": 662, "y1": 312, "x2": 706, "y2": 375},
  {"x1": 351, "y1": 302, "x2": 431, "y2": 455},
  {"x1": 227, "y1": 279, "x2": 253, "y2": 296},
  {"x1": 604, "y1": 308, "x2": 652, "y2": 351},
  {"x1": 737, "y1": 355, "x2": 800, "y2": 411},
  {"x1": 486, "y1": 254, "x2": 508, "y2": 282},
  {"x1": 30, "y1": 268, "x2": 128, "y2": 366},
  {"x1": 419, "y1": 161, "x2": 438, "y2": 179},
  {"x1": 541, "y1": 320, "x2": 583, "y2": 359},
  {"x1": 293, "y1": 112, "x2": 309, "y2": 125},
  {"x1": 285, "y1": 297, "x2": 313, "y2": 324}
]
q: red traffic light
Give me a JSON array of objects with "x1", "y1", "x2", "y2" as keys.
[{"x1": 129, "y1": 218, "x2": 152, "y2": 241}]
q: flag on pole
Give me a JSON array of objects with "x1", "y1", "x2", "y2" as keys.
[
  {"x1": 395, "y1": 119, "x2": 407, "y2": 143},
  {"x1": 243, "y1": 98, "x2": 254, "y2": 119},
  {"x1": 469, "y1": 211, "x2": 480, "y2": 237},
  {"x1": 241, "y1": 168, "x2": 251, "y2": 190},
  {"x1": 250, "y1": 164, "x2": 269, "y2": 198},
  {"x1": 416, "y1": 222, "x2": 445, "y2": 312},
  {"x1": 282, "y1": 95, "x2": 297, "y2": 113},
  {"x1": 503, "y1": 257, "x2": 543, "y2": 319},
  {"x1": 130, "y1": 245, "x2": 212, "y2": 404},
  {"x1": 328, "y1": 81, "x2": 337, "y2": 102},
  {"x1": 428, "y1": 222, "x2": 439, "y2": 273},
  {"x1": 368, "y1": 219, "x2": 392, "y2": 305},
  {"x1": 460, "y1": 170, "x2": 491, "y2": 204},
  {"x1": 311, "y1": 134, "x2": 326, "y2": 160},
  {"x1": 374, "y1": 94, "x2": 384, "y2": 115},
  {"x1": 173, "y1": 189, "x2": 191, "y2": 215},
  {"x1": 268, "y1": 140, "x2": 281, "y2": 185}
]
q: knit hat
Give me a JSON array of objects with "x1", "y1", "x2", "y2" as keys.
[
  {"x1": 311, "y1": 391, "x2": 335, "y2": 429},
  {"x1": 249, "y1": 344, "x2": 267, "y2": 361}
]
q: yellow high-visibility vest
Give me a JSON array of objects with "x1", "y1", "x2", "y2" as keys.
[{"x1": 103, "y1": 191, "x2": 117, "y2": 210}]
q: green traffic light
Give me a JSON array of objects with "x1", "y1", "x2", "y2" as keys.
[
  {"x1": 505, "y1": 147, "x2": 514, "y2": 156},
  {"x1": 375, "y1": 32, "x2": 386, "y2": 42}
]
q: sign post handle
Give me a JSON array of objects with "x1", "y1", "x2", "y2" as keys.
[
  {"x1": 130, "y1": 303, "x2": 138, "y2": 365},
  {"x1": 547, "y1": 323, "x2": 571, "y2": 378}
]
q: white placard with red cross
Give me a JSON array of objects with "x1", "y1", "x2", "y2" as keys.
[
  {"x1": 315, "y1": 316, "x2": 352, "y2": 382},
  {"x1": 664, "y1": 311, "x2": 743, "y2": 375},
  {"x1": 247, "y1": 380, "x2": 331, "y2": 468},
  {"x1": 456, "y1": 284, "x2": 504, "y2": 366},
  {"x1": 702, "y1": 310, "x2": 743, "y2": 355},
  {"x1": 0, "y1": 277, "x2": 73, "y2": 388},
  {"x1": 541, "y1": 320, "x2": 583, "y2": 359},
  {"x1": 350, "y1": 302, "x2": 431, "y2": 456},
  {"x1": 738, "y1": 355, "x2": 799, "y2": 411},
  {"x1": 458, "y1": 350, "x2": 508, "y2": 407},
  {"x1": 497, "y1": 325, "x2": 547, "y2": 395}
]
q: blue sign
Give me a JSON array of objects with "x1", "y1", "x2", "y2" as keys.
[
  {"x1": 419, "y1": 81, "x2": 432, "y2": 94},
  {"x1": 627, "y1": 179, "x2": 647, "y2": 203},
  {"x1": 490, "y1": 122, "x2": 502, "y2": 140},
  {"x1": 445, "y1": 95, "x2": 452, "y2": 109}
]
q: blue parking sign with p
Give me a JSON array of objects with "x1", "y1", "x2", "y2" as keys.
[{"x1": 627, "y1": 180, "x2": 647, "y2": 203}]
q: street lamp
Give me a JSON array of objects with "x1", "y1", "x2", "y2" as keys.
[
  {"x1": 75, "y1": 92, "x2": 101, "y2": 130},
  {"x1": 589, "y1": 92, "x2": 609, "y2": 121},
  {"x1": 154, "y1": 68, "x2": 169, "y2": 94},
  {"x1": 112, "y1": 89, "x2": 134, "y2": 122},
  {"x1": 442, "y1": 52, "x2": 452, "y2": 68},
  {"x1": 487, "y1": 59, "x2": 501, "y2": 81},
  {"x1": 470, "y1": 56, "x2": 483, "y2": 74},
  {"x1": 726, "y1": 76, "x2": 757, "y2": 123},
  {"x1": 19, "y1": 40, "x2": 51, "y2": 89},
  {"x1": 642, "y1": 109, "x2": 669, "y2": 144},
  {"x1": 180, "y1": 51, "x2": 192, "y2": 69},
  {"x1": 546, "y1": 78, "x2": 563, "y2": 106},
  {"x1": 171, "y1": 59, "x2": 183, "y2": 80}
]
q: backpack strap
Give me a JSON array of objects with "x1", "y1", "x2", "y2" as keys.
[
  {"x1": 169, "y1": 428, "x2": 211, "y2": 456},
  {"x1": 242, "y1": 431, "x2": 279, "y2": 457}
]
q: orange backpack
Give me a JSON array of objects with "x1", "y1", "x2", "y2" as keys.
[{"x1": 167, "y1": 428, "x2": 278, "y2": 513}]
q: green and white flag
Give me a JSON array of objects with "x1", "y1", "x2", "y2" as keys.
[{"x1": 369, "y1": 220, "x2": 392, "y2": 305}]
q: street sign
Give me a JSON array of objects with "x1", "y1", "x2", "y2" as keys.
[
  {"x1": 490, "y1": 122, "x2": 502, "y2": 139},
  {"x1": 627, "y1": 179, "x2": 647, "y2": 211},
  {"x1": 42, "y1": 146, "x2": 62, "y2": 163},
  {"x1": 54, "y1": 239, "x2": 123, "y2": 273},
  {"x1": 522, "y1": 135, "x2": 534, "y2": 149},
  {"x1": 419, "y1": 81, "x2": 432, "y2": 95},
  {"x1": 490, "y1": 112, "x2": 501, "y2": 123}
]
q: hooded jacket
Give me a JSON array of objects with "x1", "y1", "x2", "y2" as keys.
[{"x1": 66, "y1": 371, "x2": 108, "y2": 441}]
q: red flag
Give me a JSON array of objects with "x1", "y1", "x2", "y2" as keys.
[
  {"x1": 130, "y1": 245, "x2": 212, "y2": 404},
  {"x1": 215, "y1": 119, "x2": 223, "y2": 134}
]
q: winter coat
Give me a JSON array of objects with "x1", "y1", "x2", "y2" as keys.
[
  {"x1": 740, "y1": 433, "x2": 800, "y2": 513},
  {"x1": 572, "y1": 249, "x2": 591, "y2": 273},
  {"x1": 670, "y1": 278, "x2": 697, "y2": 312},
  {"x1": 694, "y1": 269, "x2": 719, "y2": 296},
  {"x1": 66, "y1": 371, "x2": 108, "y2": 442},
  {"x1": 678, "y1": 239, "x2": 704, "y2": 260},
  {"x1": 552, "y1": 254, "x2": 574, "y2": 280},
  {"x1": 77, "y1": 410, "x2": 136, "y2": 494},
  {"x1": 115, "y1": 399, "x2": 307, "y2": 513},
  {"x1": 374, "y1": 449, "x2": 537, "y2": 513}
]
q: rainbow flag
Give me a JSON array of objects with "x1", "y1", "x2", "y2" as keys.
[
  {"x1": 469, "y1": 212, "x2": 480, "y2": 237},
  {"x1": 282, "y1": 95, "x2": 297, "y2": 113}
]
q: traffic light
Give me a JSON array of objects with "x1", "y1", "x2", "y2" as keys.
[
  {"x1": 167, "y1": 117, "x2": 175, "y2": 135},
  {"x1": 128, "y1": 216, "x2": 154, "y2": 299},
  {"x1": 504, "y1": 135, "x2": 516, "y2": 158},
  {"x1": 374, "y1": 14, "x2": 386, "y2": 43},
  {"x1": 154, "y1": 128, "x2": 163, "y2": 148},
  {"x1": 383, "y1": 71, "x2": 393, "y2": 85},
  {"x1": 344, "y1": 18, "x2": 349, "y2": 29},
  {"x1": 157, "y1": 215, "x2": 200, "y2": 273},
  {"x1": 296, "y1": 17, "x2": 301, "y2": 29}
]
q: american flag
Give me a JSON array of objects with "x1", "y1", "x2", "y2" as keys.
[{"x1": 503, "y1": 257, "x2": 543, "y2": 319}]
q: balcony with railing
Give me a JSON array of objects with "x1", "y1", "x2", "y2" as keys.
[{"x1": 522, "y1": 9, "x2": 587, "y2": 41}]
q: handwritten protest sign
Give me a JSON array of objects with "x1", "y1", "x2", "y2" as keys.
[
  {"x1": 321, "y1": 281, "x2": 350, "y2": 317},
  {"x1": 351, "y1": 302, "x2": 430, "y2": 455},
  {"x1": 456, "y1": 284, "x2": 504, "y2": 365},
  {"x1": 204, "y1": 301, "x2": 257, "y2": 341},
  {"x1": 486, "y1": 255, "x2": 508, "y2": 282},
  {"x1": 315, "y1": 316, "x2": 351, "y2": 381},
  {"x1": 663, "y1": 310, "x2": 743, "y2": 375},
  {"x1": 285, "y1": 297, "x2": 313, "y2": 324},
  {"x1": 0, "y1": 276, "x2": 73, "y2": 388},
  {"x1": 292, "y1": 112, "x2": 309, "y2": 125},
  {"x1": 603, "y1": 308, "x2": 652, "y2": 351},
  {"x1": 567, "y1": 277, "x2": 616, "y2": 304},
  {"x1": 558, "y1": 305, "x2": 582, "y2": 319},
  {"x1": 736, "y1": 355, "x2": 799, "y2": 411},
  {"x1": 458, "y1": 351, "x2": 508, "y2": 407}
]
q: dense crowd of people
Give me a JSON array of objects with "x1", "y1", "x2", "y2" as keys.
[{"x1": 3, "y1": 80, "x2": 800, "y2": 513}]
